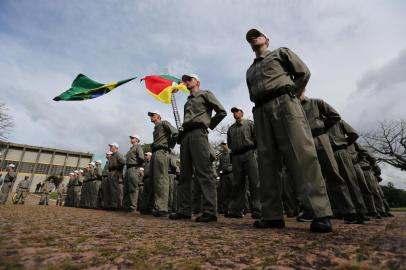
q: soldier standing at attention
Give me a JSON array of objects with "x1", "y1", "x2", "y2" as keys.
[
  {"x1": 65, "y1": 172, "x2": 75, "y2": 207},
  {"x1": 123, "y1": 134, "x2": 145, "y2": 213},
  {"x1": 139, "y1": 152, "x2": 152, "y2": 214},
  {"x1": 107, "y1": 142, "x2": 126, "y2": 210},
  {"x1": 39, "y1": 178, "x2": 52, "y2": 205},
  {"x1": 56, "y1": 183, "x2": 67, "y2": 206},
  {"x1": 0, "y1": 164, "x2": 17, "y2": 204},
  {"x1": 328, "y1": 120, "x2": 368, "y2": 223},
  {"x1": 298, "y1": 90, "x2": 358, "y2": 223},
  {"x1": 14, "y1": 176, "x2": 30, "y2": 204},
  {"x1": 92, "y1": 160, "x2": 103, "y2": 209},
  {"x1": 217, "y1": 141, "x2": 233, "y2": 215},
  {"x1": 148, "y1": 110, "x2": 178, "y2": 217},
  {"x1": 169, "y1": 73, "x2": 227, "y2": 222},
  {"x1": 226, "y1": 106, "x2": 261, "y2": 219},
  {"x1": 100, "y1": 152, "x2": 112, "y2": 209},
  {"x1": 245, "y1": 29, "x2": 332, "y2": 232}
]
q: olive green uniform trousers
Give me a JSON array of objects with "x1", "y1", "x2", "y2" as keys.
[{"x1": 253, "y1": 94, "x2": 332, "y2": 220}]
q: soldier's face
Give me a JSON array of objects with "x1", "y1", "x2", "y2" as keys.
[
  {"x1": 150, "y1": 114, "x2": 160, "y2": 123},
  {"x1": 130, "y1": 137, "x2": 138, "y2": 145},
  {"x1": 249, "y1": 36, "x2": 268, "y2": 50},
  {"x1": 110, "y1": 145, "x2": 118, "y2": 152},
  {"x1": 233, "y1": 111, "x2": 243, "y2": 120},
  {"x1": 222, "y1": 144, "x2": 228, "y2": 151},
  {"x1": 183, "y1": 77, "x2": 199, "y2": 90},
  {"x1": 145, "y1": 155, "x2": 151, "y2": 161}
]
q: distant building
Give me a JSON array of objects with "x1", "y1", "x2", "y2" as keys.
[{"x1": 0, "y1": 141, "x2": 93, "y2": 192}]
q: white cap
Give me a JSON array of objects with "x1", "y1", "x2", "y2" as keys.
[
  {"x1": 139, "y1": 168, "x2": 144, "y2": 171},
  {"x1": 221, "y1": 140, "x2": 227, "y2": 145},
  {"x1": 106, "y1": 151, "x2": 113, "y2": 155},
  {"x1": 148, "y1": 110, "x2": 161, "y2": 117},
  {"x1": 79, "y1": 169, "x2": 84, "y2": 173},
  {"x1": 89, "y1": 162, "x2": 95, "y2": 166},
  {"x1": 8, "y1": 164, "x2": 15, "y2": 168},
  {"x1": 182, "y1": 73, "x2": 200, "y2": 82},
  {"x1": 145, "y1": 152, "x2": 152, "y2": 156},
  {"x1": 129, "y1": 134, "x2": 141, "y2": 141},
  {"x1": 231, "y1": 106, "x2": 243, "y2": 113},
  {"x1": 96, "y1": 160, "x2": 102, "y2": 164},
  {"x1": 69, "y1": 172, "x2": 74, "y2": 176},
  {"x1": 109, "y1": 142, "x2": 119, "y2": 148},
  {"x1": 74, "y1": 170, "x2": 79, "y2": 173}
]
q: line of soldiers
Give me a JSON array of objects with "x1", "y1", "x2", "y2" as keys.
[{"x1": 0, "y1": 28, "x2": 396, "y2": 234}]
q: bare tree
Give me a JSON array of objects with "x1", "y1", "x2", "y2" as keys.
[
  {"x1": 214, "y1": 121, "x2": 232, "y2": 136},
  {"x1": 361, "y1": 120, "x2": 406, "y2": 171},
  {"x1": 0, "y1": 100, "x2": 14, "y2": 140}
]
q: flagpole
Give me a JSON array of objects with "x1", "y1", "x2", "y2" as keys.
[{"x1": 171, "y1": 92, "x2": 182, "y2": 130}]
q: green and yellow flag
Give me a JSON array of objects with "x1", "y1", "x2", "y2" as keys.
[
  {"x1": 141, "y1": 75, "x2": 188, "y2": 104},
  {"x1": 53, "y1": 74, "x2": 136, "y2": 101}
]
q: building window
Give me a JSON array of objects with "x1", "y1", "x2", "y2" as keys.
[
  {"x1": 35, "y1": 164, "x2": 49, "y2": 174},
  {"x1": 19, "y1": 162, "x2": 35, "y2": 173}
]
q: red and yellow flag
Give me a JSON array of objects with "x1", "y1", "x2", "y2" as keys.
[{"x1": 141, "y1": 75, "x2": 188, "y2": 104}]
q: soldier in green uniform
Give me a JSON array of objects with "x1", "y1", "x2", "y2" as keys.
[
  {"x1": 139, "y1": 152, "x2": 152, "y2": 214},
  {"x1": 298, "y1": 91, "x2": 358, "y2": 222},
  {"x1": 91, "y1": 160, "x2": 103, "y2": 209},
  {"x1": 74, "y1": 170, "x2": 84, "y2": 207},
  {"x1": 169, "y1": 73, "x2": 227, "y2": 222},
  {"x1": 347, "y1": 142, "x2": 377, "y2": 218},
  {"x1": 226, "y1": 106, "x2": 261, "y2": 219},
  {"x1": 14, "y1": 176, "x2": 30, "y2": 204},
  {"x1": 0, "y1": 164, "x2": 17, "y2": 204},
  {"x1": 65, "y1": 172, "x2": 75, "y2": 207},
  {"x1": 80, "y1": 163, "x2": 93, "y2": 208},
  {"x1": 168, "y1": 153, "x2": 180, "y2": 213},
  {"x1": 99, "y1": 152, "x2": 112, "y2": 209},
  {"x1": 106, "y1": 142, "x2": 125, "y2": 210},
  {"x1": 148, "y1": 110, "x2": 178, "y2": 217},
  {"x1": 218, "y1": 141, "x2": 233, "y2": 215},
  {"x1": 123, "y1": 134, "x2": 145, "y2": 212},
  {"x1": 245, "y1": 29, "x2": 333, "y2": 232},
  {"x1": 39, "y1": 178, "x2": 52, "y2": 205},
  {"x1": 328, "y1": 120, "x2": 367, "y2": 223},
  {"x1": 56, "y1": 183, "x2": 67, "y2": 206}
]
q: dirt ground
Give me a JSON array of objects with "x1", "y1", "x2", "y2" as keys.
[{"x1": 0, "y1": 195, "x2": 405, "y2": 270}]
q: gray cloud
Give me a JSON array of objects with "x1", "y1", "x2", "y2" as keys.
[{"x1": 1, "y1": 0, "x2": 406, "y2": 187}]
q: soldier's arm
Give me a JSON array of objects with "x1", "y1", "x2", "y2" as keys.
[
  {"x1": 280, "y1": 47, "x2": 311, "y2": 91},
  {"x1": 317, "y1": 99, "x2": 341, "y2": 130},
  {"x1": 163, "y1": 121, "x2": 179, "y2": 142},
  {"x1": 341, "y1": 120, "x2": 359, "y2": 145},
  {"x1": 206, "y1": 91, "x2": 227, "y2": 130},
  {"x1": 137, "y1": 145, "x2": 145, "y2": 166}
]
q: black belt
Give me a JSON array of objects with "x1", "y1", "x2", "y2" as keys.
[
  {"x1": 152, "y1": 147, "x2": 171, "y2": 153},
  {"x1": 182, "y1": 123, "x2": 208, "y2": 133},
  {"x1": 332, "y1": 145, "x2": 348, "y2": 152},
  {"x1": 231, "y1": 146, "x2": 255, "y2": 155},
  {"x1": 221, "y1": 171, "x2": 232, "y2": 175},
  {"x1": 254, "y1": 85, "x2": 296, "y2": 106},
  {"x1": 127, "y1": 165, "x2": 142, "y2": 169}
]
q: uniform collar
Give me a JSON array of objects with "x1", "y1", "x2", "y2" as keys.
[
  {"x1": 301, "y1": 96, "x2": 310, "y2": 104},
  {"x1": 188, "y1": 89, "x2": 203, "y2": 99},
  {"x1": 253, "y1": 50, "x2": 271, "y2": 63}
]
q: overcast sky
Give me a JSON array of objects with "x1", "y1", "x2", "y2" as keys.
[{"x1": 1, "y1": 0, "x2": 405, "y2": 188}]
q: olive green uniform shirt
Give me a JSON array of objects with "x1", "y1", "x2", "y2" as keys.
[
  {"x1": 328, "y1": 120, "x2": 359, "y2": 149},
  {"x1": 182, "y1": 90, "x2": 227, "y2": 130},
  {"x1": 227, "y1": 119, "x2": 256, "y2": 154},
  {"x1": 246, "y1": 48, "x2": 311, "y2": 104},
  {"x1": 126, "y1": 144, "x2": 145, "y2": 167},
  {"x1": 152, "y1": 120, "x2": 178, "y2": 151},
  {"x1": 301, "y1": 97, "x2": 341, "y2": 137}
]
